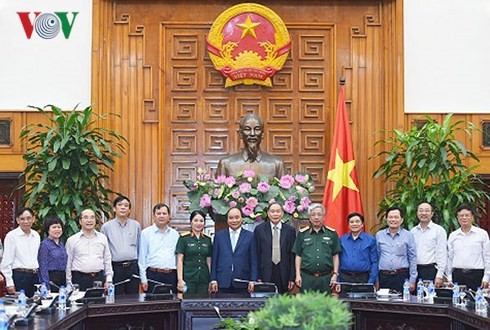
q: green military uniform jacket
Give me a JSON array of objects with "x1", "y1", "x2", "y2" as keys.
[
  {"x1": 175, "y1": 232, "x2": 213, "y2": 283},
  {"x1": 292, "y1": 225, "x2": 342, "y2": 272}
]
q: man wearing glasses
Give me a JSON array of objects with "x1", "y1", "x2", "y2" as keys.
[
  {"x1": 447, "y1": 204, "x2": 489, "y2": 290},
  {"x1": 66, "y1": 209, "x2": 113, "y2": 291},
  {"x1": 0, "y1": 207, "x2": 40, "y2": 297}
]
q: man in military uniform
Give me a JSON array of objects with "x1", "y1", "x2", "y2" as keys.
[
  {"x1": 176, "y1": 210, "x2": 213, "y2": 295},
  {"x1": 293, "y1": 203, "x2": 341, "y2": 293}
]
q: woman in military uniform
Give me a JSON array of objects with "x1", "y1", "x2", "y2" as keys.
[{"x1": 176, "y1": 210, "x2": 213, "y2": 294}]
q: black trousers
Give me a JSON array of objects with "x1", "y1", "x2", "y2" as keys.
[
  {"x1": 379, "y1": 270, "x2": 408, "y2": 293},
  {"x1": 453, "y1": 268, "x2": 484, "y2": 291},
  {"x1": 417, "y1": 264, "x2": 437, "y2": 282},
  {"x1": 340, "y1": 270, "x2": 369, "y2": 284},
  {"x1": 219, "y1": 286, "x2": 248, "y2": 294},
  {"x1": 12, "y1": 269, "x2": 38, "y2": 297},
  {"x1": 271, "y1": 262, "x2": 287, "y2": 293},
  {"x1": 48, "y1": 270, "x2": 66, "y2": 293},
  {"x1": 112, "y1": 261, "x2": 139, "y2": 295},
  {"x1": 72, "y1": 271, "x2": 104, "y2": 291},
  {"x1": 146, "y1": 269, "x2": 177, "y2": 294}
]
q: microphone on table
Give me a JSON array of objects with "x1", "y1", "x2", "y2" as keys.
[
  {"x1": 132, "y1": 274, "x2": 174, "y2": 299},
  {"x1": 213, "y1": 306, "x2": 225, "y2": 321},
  {"x1": 0, "y1": 296, "x2": 17, "y2": 305},
  {"x1": 131, "y1": 274, "x2": 173, "y2": 287},
  {"x1": 466, "y1": 289, "x2": 477, "y2": 301},
  {"x1": 49, "y1": 281, "x2": 60, "y2": 290},
  {"x1": 234, "y1": 279, "x2": 276, "y2": 286},
  {"x1": 234, "y1": 278, "x2": 278, "y2": 295},
  {"x1": 114, "y1": 278, "x2": 131, "y2": 287}
]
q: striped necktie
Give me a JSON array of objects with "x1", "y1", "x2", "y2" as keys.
[{"x1": 272, "y1": 226, "x2": 281, "y2": 264}]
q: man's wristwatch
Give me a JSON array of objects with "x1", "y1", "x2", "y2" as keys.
[{"x1": 332, "y1": 272, "x2": 339, "y2": 276}]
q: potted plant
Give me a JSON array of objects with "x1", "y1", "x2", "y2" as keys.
[
  {"x1": 17, "y1": 104, "x2": 126, "y2": 237},
  {"x1": 371, "y1": 114, "x2": 488, "y2": 232},
  {"x1": 218, "y1": 291, "x2": 352, "y2": 330}
]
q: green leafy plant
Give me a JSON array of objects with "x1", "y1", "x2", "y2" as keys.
[
  {"x1": 17, "y1": 104, "x2": 126, "y2": 237},
  {"x1": 218, "y1": 291, "x2": 352, "y2": 330},
  {"x1": 184, "y1": 169, "x2": 315, "y2": 223},
  {"x1": 371, "y1": 114, "x2": 488, "y2": 232}
]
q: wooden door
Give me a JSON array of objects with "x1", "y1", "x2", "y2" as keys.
[{"x1": 0, "y1": 173, "x2": 21, "y2": 242}]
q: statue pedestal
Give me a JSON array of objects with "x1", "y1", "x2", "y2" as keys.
[
  {"x1": 212, "y1": 213, "x2": 228, "y2": 233},
  {"x1": 210, "y1": 211, "x2": 263, "y2": 233}
]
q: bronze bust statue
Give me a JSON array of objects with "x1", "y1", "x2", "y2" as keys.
[{"x1": 216, "y1": 113, "x2": 286, "y2": 179}]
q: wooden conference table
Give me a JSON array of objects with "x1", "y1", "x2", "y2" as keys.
[{"x1": 12, "y1": 293, "x2": 490, "y2": 330}]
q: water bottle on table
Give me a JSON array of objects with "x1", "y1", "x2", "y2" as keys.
[
  {"x1": 427, "y1": 281, "x2": 435, "y2": 304},
  {"x1": 403, "y1": 279, "x2": 410, "y2": 302},
  {"x1": 40, "y1": 282, "x2": 48, "y2": 299},
  {"x1": 58, "y1": 285, "x2": 67, "y2": 310},
  {"x1": 475, "y1": 287, "x2": 487, "y2": 315},
  {"x1": 17, "y1": 289, "x2": 27, "y2": 316},
  {"x1": 452, "y1": 282, "x2": 460, "y2": 305},
  {"x1": 0, "y1": 301, "x2": 9, "y2": 330},
  {"x1": 106, "y1": 281, "x2": 115, "y2": 304},
  {"x1": 416, "y1": 278, "x2": 424, "y2": 302}
]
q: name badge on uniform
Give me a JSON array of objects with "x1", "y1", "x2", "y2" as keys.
[
  {"x1": 323, "y1": 237, "x2": 331, "y2": 241},
  {"x1": 202, "y1": 243, "x2": 208, "y2": 247},
  {"x1": 304, "y1": 237, "x2": 312, "y2": 242},
  {"x1": 188, "y1": 243, "x2": 196, "y2": 247}
]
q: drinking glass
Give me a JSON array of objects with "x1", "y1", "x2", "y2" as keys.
[
  {"x1": 459, "y1": 290, "x2": 467, "y2": 307},
  {"x1": 33, "y1": 283, "x2": 42, "y2": 301},
  {"x1": 70, "y1": 284, "x2": 80, "y2": 300}
]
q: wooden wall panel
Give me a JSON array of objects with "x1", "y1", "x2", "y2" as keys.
[
  {"x1": 89, "y1": 0, "x2": 405, "y2": 231},
  {"x1": 1, "y1": 0, "x2": 484, "y2": 232},
  {"x1": 161, "y1": 24, "x2": 335, "y2": 224}
]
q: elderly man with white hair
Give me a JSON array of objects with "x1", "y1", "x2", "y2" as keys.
[{"x1": 292, "y1": 203, "x2": 341, "y2": 293}]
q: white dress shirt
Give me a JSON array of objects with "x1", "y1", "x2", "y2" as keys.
[
  {"x1": 410, "y1": 221, "x2": 447, "y2": 278},
  {"x1": 447, "y1": 225, "x2": 489, "y2": 281},
  {"x1": 65, "y1": 230, "x2": 113, "y2": 282},
  {"x1": 484, "y1": 241, "x2": 490, "y2": 283},
  {"x1": 270, "y1": 222, "x2": 282, "y2": 240},
  {"x1": 0, "y1": 227, "x2": 40, "y2": 287},
  {"x1": 229, "y1": 227, "x2": 242, "y2": 249}
]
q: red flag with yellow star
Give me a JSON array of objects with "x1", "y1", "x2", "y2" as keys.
[{"x1": 322, "y1": 83, "x2": 363, "y2": 236}]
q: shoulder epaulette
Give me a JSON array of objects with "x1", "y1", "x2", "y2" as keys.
[
  {"x1": 203, "y1": 232, "x2": 211, "y2": 238},
  {"x1": 181, "y1": 231, "x2": 191, "y2": 236},
  {"x1": 325, "y1": 226, "x2": 336, "y2": 232},
  {"x1": 300, "y1": 226, "x2": 310, "y2": 233}
]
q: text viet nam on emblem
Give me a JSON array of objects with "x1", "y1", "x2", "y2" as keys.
[{"x1": 206, "y1": 3, "x2": 291, "y2": 88}]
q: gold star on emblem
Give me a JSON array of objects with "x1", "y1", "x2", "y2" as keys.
[
  {"x1": 327, "y1": 150, "x2": 359, "y2": 200},
  {"x1": 236, "y1": 15, "x2": 261, "y2": 39}
]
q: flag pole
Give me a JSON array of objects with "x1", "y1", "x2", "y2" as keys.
[{"x1": 322, "y1": 76, "x2": 364, "y2": 236}]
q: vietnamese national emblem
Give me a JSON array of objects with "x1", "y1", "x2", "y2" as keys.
[{"x1": 207, "y1": 3, "x2": 291, "y2": 87}]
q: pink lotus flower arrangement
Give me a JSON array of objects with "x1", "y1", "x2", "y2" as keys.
[{"x1": 184, "y1": 169, "x2": 315, "y2": 223}]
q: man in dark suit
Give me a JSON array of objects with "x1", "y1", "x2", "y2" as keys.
[
  {"x1": 210, "y1": 207, "x2": 258, "y2": 294},
  {"x1": 254, "y1": 202, "x2": 296, "y2": 293}
]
